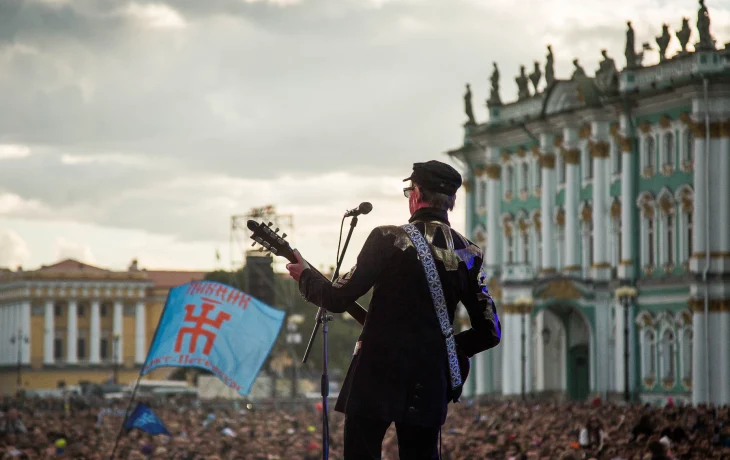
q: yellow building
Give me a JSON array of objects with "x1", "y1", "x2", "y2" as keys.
[{"x1": 0, "y1": 259, "x2": 205, "y2": 395}]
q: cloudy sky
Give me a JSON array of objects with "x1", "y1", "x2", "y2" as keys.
[{"x1": 0, "y1": 0, "x2": 728, "y2": 274}]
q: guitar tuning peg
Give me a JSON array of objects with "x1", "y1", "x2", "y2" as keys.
[
  {"x1": 251, "y1": 242, "x2": 256, "y2": 247},
  {"x1": 259, "y1": 247, "x2": 265, "y2": 252},
  {"x1": 267, "y1": 222, "x2": 273, "y2": 227},
  {"x1": 282, "y1": 233, "x2": 287, "y2": 238},
  {"x1": 274, "y1": 227, "x2": 279, "y2": 233}
]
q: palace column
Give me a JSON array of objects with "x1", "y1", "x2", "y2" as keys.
[
  {"x1": 90, "y1": 299, "x2": 101, "y2": 364},
  {"x1": 485, "y1": 151, "x2": 502, "y2": 278},
  {"x1": 135, "y1": 300, "x2": 146, "y2": 364},
  {"x1": 21, "y1": 300, "x2": 31, "y2": 364},
  {"x1": 562, "y1": 126, "x2": 581, "y2": 276},
  {"x1": 113, "y1": 300, "x2": 123, "y2": 365},
  {"x1": 539, "y1": 133, "x2": 557, "y2": 275},
  {"x1": 591, "y1": 121, "x2": 611, "y2": 280},
  {"x1": 67, "y1": 296, "x2": 78, "y2": 364},
  {"x1": 618, "y1": 115, "x2": 636, "y2": 279},
  {"x1": 719, "y1": 121, "x2": 730, "y2": 404},
  {"x1": 44, "y1": 299, "x2": 54, "y2": 365}
]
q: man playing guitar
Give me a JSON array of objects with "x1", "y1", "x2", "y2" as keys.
[{"x1": 286, "y1": 160, "x2": 501, "y2": 460}]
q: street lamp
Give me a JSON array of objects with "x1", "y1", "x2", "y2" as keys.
[
  {"x1": 614, "y1": 285, "x2": 638, "y2": 403},
  {"x1": 286, "y1": 314, "x2": 304, "y2": 398},
  {"x1": 112, "y1": 334, "x2": 121, "y2": 385},
  {"x1": 514, "y1": 296, "x2": 534, "y2": 401},
  {"x1": 10, "y1": 329, "x2": 29, "y2": 392}
]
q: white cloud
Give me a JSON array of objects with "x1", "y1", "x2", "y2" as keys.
[
  {"x1": 0, "y1": 145, "x2": 31, "y2": 160},
  {"x1": 0, "y1": 230, "x2": 31, "y2": 269},
  {"x1": 60, "y1": 152, "x2": 152, "y2": 167},
  {"x1": 53, "y1": 237, "x2": 96, "y2": 264},
  {"x1": 0, "y1": 193, "x2": 47, "y2": 215},
  {"x1": 123, "y1": 3, "x2": 187, "y2": 29}
]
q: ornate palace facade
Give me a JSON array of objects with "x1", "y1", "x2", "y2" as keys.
[
  {"x1": 450, "y1": 3, "x2": 730, "y2": 405},
  {"x1": 0, "y1": 259, "x2": 204, "y2": 394}
]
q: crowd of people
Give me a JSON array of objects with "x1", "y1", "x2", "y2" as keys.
[{"x1": 0, "y1": 394, "x2": 729, "y2": 459}]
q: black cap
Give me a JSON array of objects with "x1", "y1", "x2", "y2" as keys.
[{"x1": 403, "y1": 160, "x2": 462, "y2": 195}]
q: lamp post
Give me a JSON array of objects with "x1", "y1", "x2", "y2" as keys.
[
  {"x1": 286, "y1": 314, "x2": 305, "y2": 398},
  {"x1": 614, "y1": 286, "x2": 638, "y2": 403},
  {"x1": 515, "y1": 296, "x2": 534, "y2": 401},
  {"x1": 112, "y1": 334, "x2": 121, "y2": 385},
  {"x1": 10, "y1": 329, "x2": 29, "y2": 392}
]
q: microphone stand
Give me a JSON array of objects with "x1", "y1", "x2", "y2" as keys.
[{"x1": 302, "y1": 215, "x2": 360, "y2": 460}]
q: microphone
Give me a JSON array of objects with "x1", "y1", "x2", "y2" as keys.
[{"x1": 344, "y1": 202, "x2": 373, "y2": 217}]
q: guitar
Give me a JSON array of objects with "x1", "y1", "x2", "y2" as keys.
[
  {"x1": 247, "y1": 220, "x2": 367, "y2": 326},
  {"x1": 247, "y1": 219, "x2": 469, "y2": 403}
]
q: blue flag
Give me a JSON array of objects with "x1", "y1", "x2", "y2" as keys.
[
  {"x1": 141, "y1": 281, "x2": 285, "y2": 395},
  {"x1": 123, "y1": 403, "x2": 170, "y2": 436}
]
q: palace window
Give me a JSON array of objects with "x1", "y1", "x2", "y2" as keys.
[
  {"x1": 522, "y1": 231, "x2": 530, "y2": 264},
  {"x1": 534, "y1": 159, "x2": 542, "y2": 188},
  {"x1": 54, "y1": 328, "x2": 64, "y2": 361},
  {"x1": 101, "y1": 338, "x2": 109, "y2": 360},
  {"x1": 78, "y1": 304, "x2": 86, "y2": 317},
  {"x1": 681, "y1": 327, "x2": 693, "y2": 384},
  {"x1": 582, "y1": 220, "x2": 593, "y2": 276},
  {"x1": 662, "y1": 132, "x2": 675, "y2": 168},
  {"x1": 642, "y1": 328, "x2": 657, "y2": 382},
  {"x1": 478, "y1": 179, "x2": 486, "y2": 209},
  {"x1": 535, "y1": 230, "x2": 543, "y2": 271},
  {"x1": 521, "y1": 162, "x2": 530, "y2": 192},
  {"x1": 54, "y1": 303, "x2": 64, "y2": 317},
  {"x1": 643, "y1": 136, "x2": 656, "y2": 169},
  {"x1": 687, "y1": 212, "x2": 693, "y2": 259},
  {"x1": 100, "y1": 304, "x2": 108, "y2": 317},
  {"x1": 506, "y1": 234, "x2": 514, "y2": 264},
  {"x1": 647, "y1": 218, "x2": 655, "y2": 266},
  {"x1": 611, "y1": 215, "x2": 621, "y2": 267},
  {"x1": 505, "y1": 165, "x2": 514, "y2": 193},
  {"x1": 666, "y1": 214, "x2": 675, "y2": 266},
  {"x1": 558, "y1": 155, "x2": 566, "y2": 184},
  {"x1": 684, "y1": 130, "x2": 694, "y2": 163},
  {"x1": 660, "y1": 329, "x2": 676, "y2": 385}
]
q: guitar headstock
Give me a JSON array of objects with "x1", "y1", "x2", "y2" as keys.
[{"x1": 246, "y1": 220, "x2": 297, "y2": 263}]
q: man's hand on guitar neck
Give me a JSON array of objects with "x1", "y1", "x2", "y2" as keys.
[{"x1": 285, "y1": 249, "x2": 311, "y2": 282}]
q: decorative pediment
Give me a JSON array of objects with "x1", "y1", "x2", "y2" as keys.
[
  {"x1": 537, "y1": 279, "x2": 582, "y2": 300},
  {"x1": 635, "y1": 311, "x2": 655, "y2": 329}
]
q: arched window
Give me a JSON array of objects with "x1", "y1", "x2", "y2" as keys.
[
  {"x1": 644, "y1": 137, "x2": 655, "y2": 168},
  {"x1": 684, "y1": 130, "x2": 694, "y2": 163},
  {"x1": 666, "y1": 214, "x2": 675, "y2": 265},
  {"x1": 478, "y1": 179, "x2": 486, "y2": 209},
  {"x1": 644, "y1": 329, "x2": 657, "y2": 380},
  {"x1": 687, "y1": 212, "x2": 693, "y2": 258},
  {"x1": 535, "y1": 159, "x2": 542, "y2": 188},
  {"x1": 681, "y1": 327, "x2": 693, "y2": 386},
  {"x1": 663, "y1": 132, "x2": 674, "y2": 167},
  {"x1": 660, "y1": 329, "x2": 676, "y2": 386},
  {"x1": 506, "y1": 234, "x2": 514, "y2": 264},
  {"x1": 505, "y1": 165, "x2": 514, "y2": 193},
  {"x1": 647, "y1": 218, "x2": 655, "y2": 266},
  {"x1": 559, "y1": 156, "x2": 566, "y2": 184},
  {"x1": 521, "y1": 163, "x2": 530, "y2": 191}
]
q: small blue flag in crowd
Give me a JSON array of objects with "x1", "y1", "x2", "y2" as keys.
[
  {"x1": 123, "y1": 403, "x2": 170, "y2": 436},
  {"x1": 141, "y1": 281, "x2": 285, "y2": 395}
]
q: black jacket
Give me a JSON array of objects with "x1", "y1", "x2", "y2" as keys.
[{"x1": 298, "y1": 208, "x2": 501, "y2": 427}]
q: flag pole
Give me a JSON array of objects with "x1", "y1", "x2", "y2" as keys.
[{"x1": 109, "y1": 284, "x2": 176, "y2": 460}]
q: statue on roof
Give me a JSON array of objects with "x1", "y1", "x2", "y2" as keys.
[
  {"x1": 516, "y1": 65, "x2": 531, "y2": 100},
  {"x1": 488, "y1": 62, "x2": 502, "y2": 106},
  {"x1": 464, "y1": 83, "x2": 476, "y2": 125},
  {"x1": 571, "y1": 59, "x2": 586, "y2": 79},
  {"x1": 676, "y1": 18, "x2": 691, "y2": 54},
  {"x1": 656, "y1": 24, "x2": 671, "y2": 62},
  {"x1": 625, "y1": 21, "x2": 638, "y2": 69},
  {"x1": 529, "y1": 61, "x2": 542, "y2": 94},
  {"x1": 545, "y1": 45, "x2": 556, "y2": 87},
  {"x1": 696, "y1": 0, "x2": 715, "y2": 50},
  {"x1": 595, "y1": 49, "x2": 618, "y2": 93}
]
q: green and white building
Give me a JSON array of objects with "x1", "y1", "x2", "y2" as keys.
[{"x1": 449, "y1": 4, "x2": 730, "y2": 405}]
